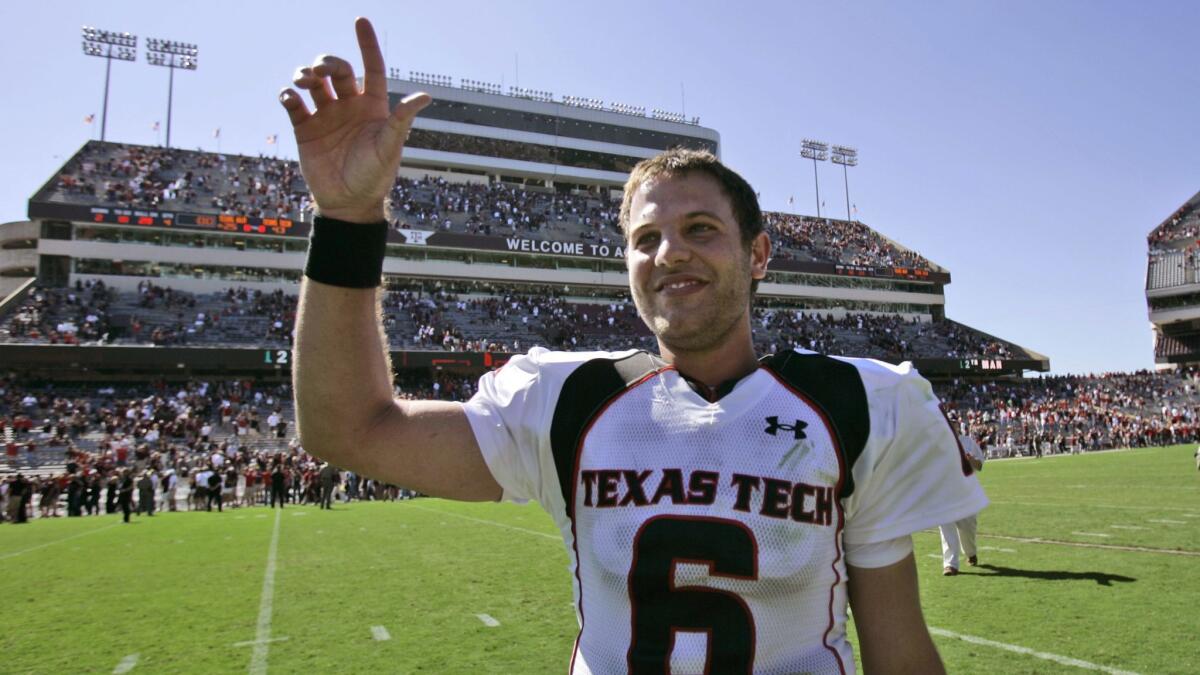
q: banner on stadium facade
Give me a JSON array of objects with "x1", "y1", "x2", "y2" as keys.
[{"x1": 398, "y1": 228, "x2": 433, "y2": 246}]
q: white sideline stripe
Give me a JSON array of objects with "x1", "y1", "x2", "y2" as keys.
[
  {"x1": 1073, "y1": 531, "x2": 1111, "y2": 538},
  {"x1": 407, "y1": 504, "x2": 559, "y2": 541},
  {"x1": 1109, "y1": 525, "x2": 1148, "y2": 531},
  {"x1": 1147, "y1": 519, "x2": 1185, "y2": 524},
  {"x1": 112, "y1": 653, "x2": 139, "y2": 674},
  {"x1": 248, "y1": 508, "x2": 283, "y2": 675},
  {"x1": 0, "y1": 523, "x2": 119, "y2": 561},
  {"x1": 925, "y1": 554, "x2": 941, "y2": 559},
  {"x1": 233, "y1": 637, "x2": 289, "y2": 648},
  {"x1": 371, "y1": 625, "x2": 391, "y2": 641},
  {"x1": 929, "y1": 627, "x2": 1140, "y2": 675},
  {"x1": 476, "y1": 613, "x2": 501, "y2": 627},
  {"x1": 982, "y1": 533, "x2": 1200, "y2": 556},
  {"x1": 978, "y1": 546, "x2": 1016, "y2": 553}
]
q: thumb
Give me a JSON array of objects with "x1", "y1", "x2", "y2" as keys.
[{"x1": 381, "y1": 92, "x2": 432, "y2": 153}]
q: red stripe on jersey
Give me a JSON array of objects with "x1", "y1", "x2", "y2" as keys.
[
  {"x1": 762, "y1": 367, "x2": 849, "y2": 675},
  {"x1": 568, "y1": 365, "x2": 670, "y2": 673}
]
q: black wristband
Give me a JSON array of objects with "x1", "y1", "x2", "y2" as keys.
[{"x1": 304, "y1": 215, "x2": 389, "y2": 288}]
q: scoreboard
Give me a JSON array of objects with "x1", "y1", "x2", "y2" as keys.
[{"x1": 85, "y1": 206, "x2": 301, "y2": 237}]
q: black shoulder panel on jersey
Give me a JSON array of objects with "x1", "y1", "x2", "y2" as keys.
[
  {"x1": 762, "y1": 351, "x2": 870, "y2": 500},
  {"x1": 550, "y1": 351, "x2": 663, "y2": 519}
]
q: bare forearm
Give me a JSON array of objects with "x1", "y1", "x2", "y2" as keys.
[{"x1": 293, "y1": 277, "x2": 394, "y2": 469}]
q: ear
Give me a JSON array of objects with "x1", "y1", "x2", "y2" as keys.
[{"x1": 749, "y1": 231, "x2": 771, "y2": 280}]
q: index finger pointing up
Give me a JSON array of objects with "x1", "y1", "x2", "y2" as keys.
[{"x1": 356, "y1": 17, "x2": 387, "y2": 98}]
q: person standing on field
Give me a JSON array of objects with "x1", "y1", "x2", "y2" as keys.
[
  {"x1": 319, "y1": 462, "x2": 339, "y2": 509},
  {"x1": 137, "y1": 471, "x2": 155, "y2": 516},
  {"x1": 940, "y1": 434, "x2": 985, "y2": 575},
  {"x1": 280, "y1": 18, "x2": 985, "y2": 673},
  {"x1": 270, "y1": 462, "x2": 287, "y2": 508},
  {"x1": 117, "y1": 469, "x2": 134, "y2": 524}
]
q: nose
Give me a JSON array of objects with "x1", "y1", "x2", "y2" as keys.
[{"x1": 654, "y1": 228, "x2": 692, "y2": 267}]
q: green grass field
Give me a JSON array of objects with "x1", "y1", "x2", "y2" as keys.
[{"x1": 2, "y1": 445, "x2": 1197, "y2": 674}]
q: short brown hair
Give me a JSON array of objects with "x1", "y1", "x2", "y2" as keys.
[{"x1": 618, "y1": 148, "x2": 763, "y2": 247}]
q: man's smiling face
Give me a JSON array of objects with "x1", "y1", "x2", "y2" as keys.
[{"x1": 626, "y1": 171, "x2": 768, "y2": 354}]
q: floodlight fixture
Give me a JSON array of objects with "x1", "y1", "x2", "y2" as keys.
[
  {"x1": 146, "y1": 37, "x2": 199, "y2": 148},
  {"x1": 81, "y1": 26, "x2": 137, "y2": 142},
  {"x1": 800, "y1": 138, "x2": 829, "y2": 217},
  {"x1": 830, "y1": 145, "x2": 859, "y2": 220}
]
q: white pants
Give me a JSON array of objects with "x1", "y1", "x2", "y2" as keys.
[{"x1": 940, "y1": 514, "x2": 978, "y2": 569}]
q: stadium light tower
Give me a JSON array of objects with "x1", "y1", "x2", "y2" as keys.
[
  {"x1": 146, "y1": 38, "x2": 199, "y2": 148},
  {"x1": 147, "y1": 38, "x2": 199, "y2": 148},
  {"x1": 800, "y1": 139, "x2": 828, "y2": 218},
  {"x1": 830, "y1": 145, "x2": 858, "y2": 221},
  {"x1": 81, "y1": 26, "x2": 137, "y2": 142}
]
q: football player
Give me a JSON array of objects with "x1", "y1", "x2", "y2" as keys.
[{"x1": 282, "y1": 18, "x2": 986, "y2": 673}]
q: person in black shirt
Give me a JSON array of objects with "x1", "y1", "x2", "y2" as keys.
[
  {"x1": 67, "y1": 472, "x2": 84, "y2": 517},
  {"x1": 105, "y1": 475, "x2": 117, "y2": 514},
  {"x1": 270, "y1": 463, "x2": 286, "y2": 508},
  {"x1": 86, "y1": 474, "x2": 101, "y2": 516},
  {"x1": 117, "y1": 469, "x2": 134, "y2": 524},
  {"x1": 10, "y1": 474, "x2": 31, "y2": 524},
  {"x1": 206, "y1": 469, "x2": 223, "y2": 512}
]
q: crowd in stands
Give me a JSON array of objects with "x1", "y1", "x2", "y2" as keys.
[
  {"x1": 4, "y1": 362, "x2": 1198, "y2": 522},
  {"x1": 2, "y1": 280, "x2": 297, "y2": 348},
  {"x1": 1148, "y1": 201, "x2": 1200, "y2": 248},
  {"x1": 765, "y1": 213, "x2": 931, "y2": 270},
  {"x1": 0, "y1": 371, "x2": 473, "y2": 522},
  {"x1": 52, "y1": 143, "x2": 310, "y2": 221},
  {"x1": 43, "y1": 142, "x2": 936, "y2": 272},
  {"x1": 2, "y1": 280, "x2": 1027, "y2": 361},
  {"x1": 939, "y1": 367, "x2": 1200, "y2": 457}
]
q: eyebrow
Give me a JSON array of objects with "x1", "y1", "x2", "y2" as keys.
[{"x1": 629, "y1": 210, "x2": 726, "y2": 237}]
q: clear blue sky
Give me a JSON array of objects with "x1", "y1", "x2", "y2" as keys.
[{"x1": 3, "y1": 1, "x2": 1197, "y2": 376}]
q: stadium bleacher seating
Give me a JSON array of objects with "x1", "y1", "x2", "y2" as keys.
[
  {"x1": 1, "y1": 280, "x2": 1035, "y2": 361},
  {"x1": 39, "y1": 141, "x2": 939, "y2": 272}
]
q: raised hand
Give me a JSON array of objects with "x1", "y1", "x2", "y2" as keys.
[{"x1": 279, "y1": 17, "x2": 430, "y2": 224}]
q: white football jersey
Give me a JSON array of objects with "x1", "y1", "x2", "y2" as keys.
[{"x1": 464, "y1": 348, "x2": 987, "y2": 675}]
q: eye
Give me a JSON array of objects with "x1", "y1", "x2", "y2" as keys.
[
  {"x1": 635, "y1": 231, "x2": 660, "y2": 248},
  {"x1": 688, "y1": 221, "x2": 716, "y2": 235}
]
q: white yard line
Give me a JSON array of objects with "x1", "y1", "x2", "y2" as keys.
[
  {"x1": 476, "y1": 613, "x2": 501, "y2": 627},
  {"x1": 371, "y1": 625, "x2": 391, "y2": 641},
  {"x1": 248, "y1": 508, "x2": 283, "y2": 675},
  {"x1": 929, "y1": 627, "x2": 1140, "y2": 675},
  {"x1": 112, "y1": 653, "x2": 139, "y2": 674},
  {"x1": 978, "y1": 546, "x2": 1016, "y2": 553},
  {"x1": 0, "y1": 523, "x2": 119, "y2": 562},
  {"x1": 981, "y1": 533, "x2": 1200, "y2": 556},
  {"x1": 1072, "y1": 532, "x2": 1112, "y2": 538},
  {"x1": 407, "y1": 504, "x2": 559, "y2": 541},
  {"x1": 1109, "y1": 525, "x2": 1148, "y2": 531},
  {"x1": 1147, "y1": 519, "x2": 1186, "y2": 524},
  {"x1": 991, "y1": 500, "x2": 1196, "y2": 513},
  {"x1": 232, "y1": 637, "x2": 289, "y2": 648}
]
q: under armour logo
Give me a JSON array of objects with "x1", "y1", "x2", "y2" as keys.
[{"x1": 764, "y1": 416, "x2": 807, "y2": 440}]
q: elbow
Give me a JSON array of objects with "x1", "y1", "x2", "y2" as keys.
[{"x1": 295, "y1": 394, "x2": 396, "y2": 463}]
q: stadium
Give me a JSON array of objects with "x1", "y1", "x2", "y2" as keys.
[{"x1": 1, "y1": 8, "x2": 1198, "y2": 675}]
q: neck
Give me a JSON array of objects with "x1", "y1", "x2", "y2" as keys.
[{"x1": 657, "y1": 320, "x2": 759, "y2": 389}]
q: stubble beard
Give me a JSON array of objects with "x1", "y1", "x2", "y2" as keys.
[{"x1": 635, "y1": 270, "x2": 751, "y2": 355}]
